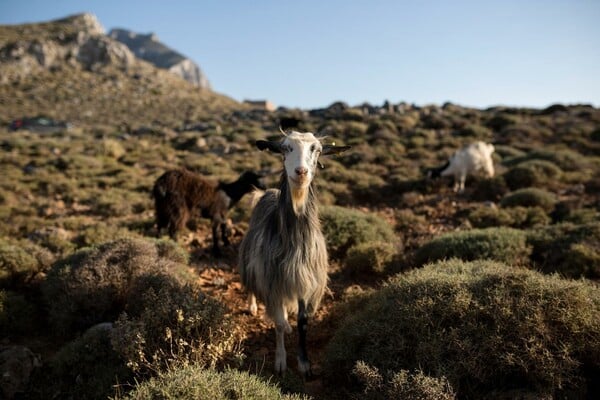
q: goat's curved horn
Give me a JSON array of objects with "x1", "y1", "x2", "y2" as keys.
[{"x1": 279, "y1": 126, "x2": 288, "y2": 136}]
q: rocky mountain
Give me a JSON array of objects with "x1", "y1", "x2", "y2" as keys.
[
  {"x1": 0, "y1": 13, "x2": 235, "y2": 128},
  {"x1": 109, "y1": 28, "x2": 210, "y2": 89}
]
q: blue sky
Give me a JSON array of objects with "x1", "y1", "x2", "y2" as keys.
[{"x1": 2, "y1": 0, "x2": 599, "y2": 109}]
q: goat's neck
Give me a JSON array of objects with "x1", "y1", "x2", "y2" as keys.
[
  {"x1": 218, "y1": 179, "x2": 247, "y2": 206},
  {"x1": 279, "y1": 173, "x2": 318, "y2": 221}
]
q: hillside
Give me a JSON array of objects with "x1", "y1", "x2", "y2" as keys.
[
  {"x1": 0, "y1": 13, "x2": 237, "y2": 128},
  {"x1": 1, "y1": 12, "x2": 600, "y2": 400}
]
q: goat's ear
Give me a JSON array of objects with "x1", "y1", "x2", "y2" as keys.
[
  {"x1": 322, "y1": 144, "x2": 351, "y2": 156},
  {"x1": 256, "y1": 140, "x2": 283, "y2": 153}
]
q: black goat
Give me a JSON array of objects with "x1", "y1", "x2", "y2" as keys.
[{"x1": 153, "y1": 169, "x2": 265, "y2": 255}]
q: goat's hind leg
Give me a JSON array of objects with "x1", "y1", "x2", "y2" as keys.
[{"x1": 297, "y1": 299, "x2": 312, "y2": 378}]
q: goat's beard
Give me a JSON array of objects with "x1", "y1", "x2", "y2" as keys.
[{"x1": 288, "y1": 178, "x2": 310, "y2": 215}]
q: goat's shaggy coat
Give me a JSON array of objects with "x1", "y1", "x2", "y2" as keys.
[
  {"x1": 153, "y1": 169, "x2": 263, "y2": 254},
  {"x1": 239, "y1": 131, "x2": 349, "y2": 375}
]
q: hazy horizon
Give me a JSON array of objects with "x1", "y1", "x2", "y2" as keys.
[{"x1": 2, "y1": 0, "x2": 599, "y2": 110}]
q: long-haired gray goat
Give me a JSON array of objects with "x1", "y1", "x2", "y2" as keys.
[
  {"x1": 153, "y1": 169, "x2": 265, "y2": 255},
  {"x1": 239, "y1": 131, "x2": 349, "y2": 376}
]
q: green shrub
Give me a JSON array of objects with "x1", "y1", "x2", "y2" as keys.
[
  {"x1": 75, "y1": 223, "x2": 140, "y2": 248},
  {"x1": 468, "y1": 206, "x2": 550, "y2": 229},
  {"x1": 470, "y1": 175, "x2": 509, "y2": 201},
  {"x1": 527, "y1": 222, "x2": 600, "y2": 279},
  {"x1": 503, "y1": 160, "x2": 563, "y2": 190},
  {"x1": 320, "y1": 206, "x2": 397, "y2": 260},
  {"x1": 366, "y1": 119, "x2": 398, "y2": 142},
  {"x1": 27, "y1": 227, "x2": 76, "y2": 258},
  {"x1": 42, "y1": 238, "x2": 191, "y2": 335},
  {"x1": 560, "y1": 208, "x2": 600, "y2": 225},
  {"x1": 394, "y1": 209, "x2": 427, "y2": 232},
  {"x1": 352, "y1": 361, "x2": 456, "y2": 400},
  {"x1": 500, "y1": 188, "x2": 557, "y2": 212},
  {"x1": 344, "y1": 242, "x2": 397, "y2": 275},
  {"x1": 100, "y1": 138, "x2": 126, "y2": 159},
  {"x1": 0, "y1": 290, "x2": 38, "y2": 337},
  {"x1": 111, "y1": 274, "x2": 240, "y2": 376},
  {"x1": 414, "y1": 227, "x2": 531, "y2": 266},
  {"x1": 506, "y1": 206, "x2": 551, "y2": 228},
  {"x1": 504, "y1": 149, "x2": 587, "y2": 171},
  {"x1": 492, "y1": 145, "x2": 526, "y2": 159},
  {"x1": 468, "y1": 207, "x2": 514, "y2": 228},
  {"x1": 30, "y1": 324, "x2": 131, "y2": 400},
  {"x1": 324, "y1": 260, "x2": 600, "y2": 399},
  {"x1": 117, "y1": 365, "x2": 307, "y2": 400},
  {"x1": 485, "y1": 113, "x2": 521, "y2": 131},
  {"x1": 154, "y1": 238, "x2": 190, "y2": 265},
  {"x1": 455, "y1": 124, "x2": 492, "y2": 139},
  {"x1": 0, "y1": 237, "x2": 54, "y2": 287}
]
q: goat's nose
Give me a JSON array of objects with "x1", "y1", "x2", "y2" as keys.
[{"x1": 295, "y1": 167, "x2": 308, "y2": 176}]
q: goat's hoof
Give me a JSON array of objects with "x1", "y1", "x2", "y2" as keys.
[
  {"x1": 275, "y1": 359, "x2": 287, "y2": 375},
  {"x1": 298, "y1": 358, "x2": 312, "y2": 379}
]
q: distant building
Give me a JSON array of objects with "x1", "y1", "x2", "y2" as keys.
[{"x1": 244, "y1": 100, "x2": 276, "y2": 111}]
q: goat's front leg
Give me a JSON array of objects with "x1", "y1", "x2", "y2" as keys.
[
  {"x1": 297, "y1": 299, "x2": 312, "y2": 378},
  {"x1": 247, "y1": 293, "x2": 257, "y2": 316},
  {"x1": 220, "y1": 221, "x2": 230, "y2": 246},
  {"x1": 211, "y1": 220, "x2": 221, "y2": 256},
  {"x1": 273, "y1": 305, "x2": 291, "y2": 374}
]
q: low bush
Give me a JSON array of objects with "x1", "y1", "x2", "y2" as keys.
[
  {"x1": 74, "y1": 223, "x2": 140, "y2": 248},
  {"x1": 500, "y1": 188, "x2": 557, "y2": 212},
  {"x1": 414, "y1": 227, "x2": 531, "y2": 266},
  {"x1": 485, "y1": 113, "x2": 521, "y2": 131},
  {"x1": 324, "y1": 259, "x2": 600, "y2": 399},
  {"x1": 455, "y1": 124, "x2": 492, "y2": 139},
  {"x1": 27, "y1": 227, "x2": 76, "y2": 258},
  {"x1": 0, "y1": 290, "x2": 38, "y2": 338},
  {"x1": 41, "y1": 238, "x2": 191, "y2": 336},
  {"x1": 492, "y1": 144, "x2": 526, "y2": 159},
  {"x1": 116, "y1": 365, "x2": 307, "y2": 400},
  {"x1": 469, "y1": 175, "x2": 509, "y2": 201},
  {"x1": 0, "y1": 237, "x2": 54, "y2": 288},
  {"x1": 527, "y1": 222, "x2": 600, "y2": 279},
  {"x1": 111, "y1": 274, "x2": 240, "y2": 376},
  {"x1": 504, "y1": 148, "x2": 587, "y2": 171},
  {"x1": 352, "y1": 361, "x2": 456, "y2": 400},
  {"x1": 344, "y1": 241, "x2": 397, "y2": 275},
  {"x1": 503, "y1": 160, "x2": 562, "y2": 190},
  {"x1": 467, "y1": 207, "x2": 513, "y2": 228},
  {"x1": 29, "y1": 323, "x2": 131, "y2": 400},
  {"x1": 468, "y1": 206, "x2": 550, "y2": 229},
  {"x1": 320, "y1": 206, "x2": 397, "y2": 260}
]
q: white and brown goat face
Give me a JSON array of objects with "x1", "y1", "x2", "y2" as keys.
[
  {"x1": 280, "y1": 132, "x2": 322, "y2": 188},
  {"x1": 256, "y1": 131, "x2": 350, "y2": 187},
  {"x1": 256, "y1": 131, "x2": 350, "y2": 212}
]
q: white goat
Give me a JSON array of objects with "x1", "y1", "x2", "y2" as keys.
[
  {"x1": 238, "y1": 131, "x2": 349, "y2": 376},
  {"x1": 428, "y1": 141, "x2": 495, "y2": 192}
]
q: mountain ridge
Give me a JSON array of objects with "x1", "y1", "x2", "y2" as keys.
[{"x1": 0, "y1": 13, "x2": 238, "y2": 128}]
